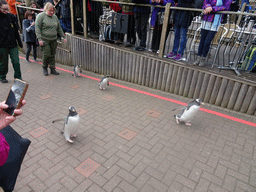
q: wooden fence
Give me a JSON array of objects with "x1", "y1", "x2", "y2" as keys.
[{"x1": 32, "y1": 33, "x2": 256, "y2": 116}]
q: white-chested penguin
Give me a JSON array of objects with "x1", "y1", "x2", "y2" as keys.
[
  {"x1": 72, "y1": 64, "x2": 82, "y2": 77},
  {"x1": 173, "y1": 98, "x2": 204, "y2": 126},
  {"x1": 99, "y1": 75, "x2": 110, "y2": 90},
  {"x1": 52, "y1": 106, "x2": 80, "y2": 143}
]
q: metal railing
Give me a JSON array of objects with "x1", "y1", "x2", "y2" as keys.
[{"x1": 16, "y1": 2, "x2": 256, "y2": 76}]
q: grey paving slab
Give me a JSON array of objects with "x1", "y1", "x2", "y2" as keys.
[{"x1": 1, "y1": 53, "x2": 256, "y2": 192}]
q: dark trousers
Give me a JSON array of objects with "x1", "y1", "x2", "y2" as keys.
[
  {"x1": 41, "y1": 40, "x2": 57, "y2": 69},
  {"x1": 0, "y1": 47, "x2": 22, "y2": 80},
  {"x1": 26, "y1": 42, "x2": 37, "y2": 61},
  {"x1": 151, "y1": 20, "x2": 172, "y2": 52},
  {"x1": 135, "y1": 12, "x2": 149, "y2": 48},
  {"x1": 59, "y1": 18, "x2": 71, "y2": 33},
  {"x1": 198, "y1": 29, "x2": 217, "y2": 57},
  {"x1": 127, "y1": 14, "x2": 136, "y2": 45}
]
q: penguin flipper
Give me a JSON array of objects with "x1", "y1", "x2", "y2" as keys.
[
  {"x1": 52, "y1": 118, "x2": 66, "y2": 123},
  {"x1": 173, "y1": 106, "x2": 186, "y2": 111}
]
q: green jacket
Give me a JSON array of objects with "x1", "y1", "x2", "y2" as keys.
[
  {"x1": 119, "y1": 0, "x2": 134, "y2": 14},
  {"x1": 35, "y1": 12, "x2": 65, "y2": 41}
]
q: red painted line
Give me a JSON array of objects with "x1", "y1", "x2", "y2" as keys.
[{"x1": 20, "y1": 56, "x2": 256, "y2": 127}]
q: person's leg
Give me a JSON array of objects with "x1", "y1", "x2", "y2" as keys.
[
  {"x1": 9, "y1": 46, "x2": 22, "y2": 79},
  {"x1": 194, "y1": 29, "x2": 208, "y2": 65},
  {"x1": 65, "y1": 18, "x2": 71, "y2": 33},
  {"x1": 49, "y1": 40, "x2": 59, "y2": 75},
  {"x1": 59, "y1": 18, "x2": 67, "y2": 33},
  {"x1": 0, "y1": 48, "x2": 9, "y2": 81},
  {"x1": 129, "y1": 15, "x2": 136, "y2": 45},
  {"x1": 139, "y1": 13, "x2": 149, "y2": 48},
  {"x1": 32, "y1": 42, "x2": 37, "y2": 60},
  {"x1": 151, "y1": 21, "x2": 160, "y2": 51},
  {"x1": 134, "y1": 13, "x2": 142, "y2": 44},
  {"x1": 154, "y1": 23, "x2": 162, "y2": 52},
  {"x1": 172, "y1": 24, "x2": 181, "y2": 55},
  {"x1": 26, "y1": 42, "x2": 32, "y2": 61},
  {"x1": 197, "y1": 29, "x2": 208, "y2": 56},
  {"x1": 177, "y1": 26, "x2": 189, "y2": 56},
  {"x1": 202, "y1": 30, "x2": 217, "y2": 57},
  {"x1": 41, "y1": 40, "x2": 51, "y2": 68}
]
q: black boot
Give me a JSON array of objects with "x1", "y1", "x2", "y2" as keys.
[
  {"x1": 43, "y1": 67, "x2": 48, "y2": 76},
  {"x1": 50, "y1": 68, "x2": 59, "y2": 75}
]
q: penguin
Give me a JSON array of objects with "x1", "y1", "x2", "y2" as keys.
[
  {"x1": 52, "y1": 106, "x2": 80, "y2": 143},
  {"x1": 72, "y1": 64, "x2": 82, "y2": 77},
  {"x1": 173, "y1": 98, "x2": 204, "y2": 126},
  {"x1": 99, "y1": 75, "x2": 110, "y2": 90}
]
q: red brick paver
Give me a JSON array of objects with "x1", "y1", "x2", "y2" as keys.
[
  {"x1": 118, "y1": 129, "x2": 137, "y2": 141},
  {"x1": 29, "y1": 127, "x2": 49, "y2": 138},
  {"x1": 76, "y1": 158, "x2": 101, "y2": 178}
]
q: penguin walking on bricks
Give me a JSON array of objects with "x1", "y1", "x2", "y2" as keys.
[
  {"x1": 173, "y1": 98, "x2": 204, "y2": 126},
  {"x1": 72, "y1": 64, "x2": 82, "y2": 77},
  {"x1": 52, "y1": 106, "x2": 80, "y2": 143},
  {"x1": 99, "y1": 75, "x2": 110, "y2": 90}
]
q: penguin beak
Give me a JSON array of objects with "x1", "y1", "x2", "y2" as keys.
[{"x1": 200, "y1": 102, "x2": 205, "y2": 107}]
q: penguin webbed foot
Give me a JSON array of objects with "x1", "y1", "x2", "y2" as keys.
[
  {"x1": 66, "y1": 139, "x2": 74, "y2": 143},
  {"x1": 71, "y1": 134, "x2": 77, "y2": 138},
  {"x1": 185, "y1": 122, "x2": 192, "y2": 126}
]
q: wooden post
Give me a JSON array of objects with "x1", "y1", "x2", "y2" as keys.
[
  {"x1": 158, "y1": 3, "x2": 171, "y2": 57},
  {"x1": 15, "y1": 4, "x2": 21, "y2": 29},
  {"x1": 83, "y1": 0, "x2": 88, "y2": 37},
  {"x1": 70, "y1": 0, "x2": 75, "y2": 35}
]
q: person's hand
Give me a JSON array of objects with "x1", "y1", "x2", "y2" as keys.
[
  {"x1": 31, "y1": 21, "x2": 35, "y2": 26},
  {"x1": 204, "y1": 6, "x2": 212, "y2": 14},
  {"x1": 0, "y1": 100, "x2": 26, "y2": 130},
  {"x1": 39, "y1": 40, "x2": 44, "y2": 46},
  {"x1": 63, "y1": 38, "x2": 67, "y2": 43}
]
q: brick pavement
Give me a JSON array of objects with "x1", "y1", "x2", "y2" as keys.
[{"x1": 1, "y1": 53, "x2": 256, "y2": 192}]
